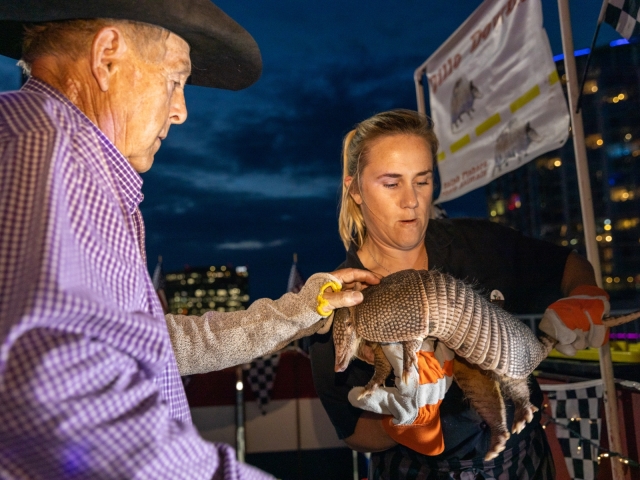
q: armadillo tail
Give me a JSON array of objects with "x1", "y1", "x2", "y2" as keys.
[{"x1": 602, "y1": 310, "x2": 640, "y2": 328}]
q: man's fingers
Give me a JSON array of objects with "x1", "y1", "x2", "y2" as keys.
[
  {"x1": 323, "y1": 290, "x2": 363, "y2": 310},
  {"x1": 331, "y1": 268, "x2": 380, "y2": 287}
]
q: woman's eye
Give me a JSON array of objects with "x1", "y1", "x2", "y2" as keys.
[{"x1": 383, "y1": 183, "x2": 398, "y2": 188}]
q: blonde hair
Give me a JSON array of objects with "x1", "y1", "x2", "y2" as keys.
[
  {"x1": 19, "y1": 19, "x2": 168, "y2": 76},
  {"x1": 338, "y1": 109, "x2": 439, "y2": 250}
]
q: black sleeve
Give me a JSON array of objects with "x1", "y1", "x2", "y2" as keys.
[
  {"x1": 511, "y1": 228, "x2": 572, "y2": 312},
  {"x1": 308, "y1": 328, "x2": 375, "y2": 439},
  {"x1": 445, "y1": 219, "x2": 572, "y2": 314}
]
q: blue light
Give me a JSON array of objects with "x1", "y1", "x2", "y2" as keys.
[
  {"x1": 610, "y1": 38, "x2": 629, "y2": 47},
  {"x1": 553, "y1": 40, "x2": 629, "y2": 62}
]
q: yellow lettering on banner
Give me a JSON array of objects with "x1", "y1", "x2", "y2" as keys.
[
  {"x1": 450, "y1": 134, "x2": 471, "y2": 153},
  {"x1": 510, "y1": 84, "x2": 540, "y2": 113},
  {"x1": 548, "y1": 70, "x2": 560, "y2": 85},
  {"x1": 437, "y1": 151, "x2": 446, "y2": 163},
  {"x1": 475, "y1": 113, "x2": 502, "y2": 137}
]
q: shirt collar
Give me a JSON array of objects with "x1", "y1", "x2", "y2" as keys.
[{"x1": 22, "y1": 77, "x2": 144, "y2": 214}]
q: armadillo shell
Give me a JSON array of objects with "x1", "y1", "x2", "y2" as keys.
[
  {"x1": 355, "y1": 270, "x2": 430, "y2": 343},
  {"x1": 352, "y1": 269, "x2": 550, "y2": 379}
]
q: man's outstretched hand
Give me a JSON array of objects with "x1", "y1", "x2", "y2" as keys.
[{"x1": 321, "y1": 268, "x2": 380, "y2": 311}]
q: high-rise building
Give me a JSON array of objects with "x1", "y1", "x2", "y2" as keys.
[
  {"x1": 485, "y1": 41, "x2": 640, "y2": 304},
  {"x1": 164, "y1": 265, "x2": 250, "y2": 315}
]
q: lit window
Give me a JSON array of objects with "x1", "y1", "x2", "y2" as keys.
[
  {"x1": 586, "y1": 134, "x2": 604, "y2": 148},
  {"x1": 584, "y1": 80, "x2": 598, "y2": 94},
  {"x1": 616, "y1": 218, "x2": 640, "y2": 230},
  {"x1": 610, "y1": 187, "x2": 634, "y2": 202}
]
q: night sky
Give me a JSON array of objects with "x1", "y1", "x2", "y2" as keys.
[{"x1": 0, "y1": 1, "x2": 619, "y2": 301}]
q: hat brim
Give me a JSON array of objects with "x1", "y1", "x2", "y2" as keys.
[{"x1": 0, "y1": 0, "x2": 262, "y2": 90}]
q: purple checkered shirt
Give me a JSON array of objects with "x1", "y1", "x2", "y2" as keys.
[{"x1": 0, "y1": 78, "x2": 271, "y2": 479}]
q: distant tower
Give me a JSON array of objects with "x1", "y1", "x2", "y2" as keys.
[{"x1": 163, "y1": 265, "x2": 250, "y2": 315}]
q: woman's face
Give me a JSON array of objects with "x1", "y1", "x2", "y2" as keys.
[{"x1": 349, "y1": 133, "x2": 434, "y2": 252}]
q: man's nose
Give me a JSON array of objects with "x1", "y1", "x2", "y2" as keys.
[{"x1": 170, "y1": 90, "x2": 188, "y2": 125}]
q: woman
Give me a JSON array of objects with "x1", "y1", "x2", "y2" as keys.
[{"x1": 309, "y1": 109, "x2": 606, "y2": 479}]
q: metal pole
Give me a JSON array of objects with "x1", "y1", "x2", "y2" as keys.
[
  {"x1": 235, "y1": 365, "x2": 246, "y2": 462},
  {"x1": 414, "y1": 67, "x2": 427, "y2": 115},
  {"x1": 557, "y1": 1, "x2": 624, "y2": 478}
]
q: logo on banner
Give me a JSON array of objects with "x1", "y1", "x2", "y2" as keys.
[{"x1": 424, "y1": 0, "x2": 570, "y2": 203}]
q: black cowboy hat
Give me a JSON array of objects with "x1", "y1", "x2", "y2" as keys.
[{"x1": 0, "y1": 0, "x2": 261, "y2": 90}]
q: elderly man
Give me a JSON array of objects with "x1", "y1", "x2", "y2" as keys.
[{"x1": 0, "y1": 2, "x2": 378, "y2": 478}]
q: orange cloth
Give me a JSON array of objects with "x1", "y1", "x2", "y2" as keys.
[{"x1": 382, "y1": 349, "x2": 453, "y2": 456}]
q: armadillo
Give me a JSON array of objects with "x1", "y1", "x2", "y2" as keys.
[{"x1": 333, "y1": 268, "x2": 640, "y2": 460}]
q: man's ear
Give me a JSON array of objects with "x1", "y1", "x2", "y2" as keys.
[
  {"x1": 345, "y1": 176, "x2": 363, "y2": 205},
  {"x1": 91, "y1": 26, "x2": 128, "y2": 92}
]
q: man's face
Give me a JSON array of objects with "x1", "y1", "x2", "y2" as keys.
[{"x1": 116, "y1": 32, "x2": 191, "y2": 172}]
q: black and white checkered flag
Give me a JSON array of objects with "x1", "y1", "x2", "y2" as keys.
[
  {"x1": 541, "y1": 379, "x2": 604, "y2": 480},
  {"x1": 244, "y1": 353, "x2": 280, "y2": 414},
  {"x1": 605, "y1": 0, "x2": 640, "y2": 39}
]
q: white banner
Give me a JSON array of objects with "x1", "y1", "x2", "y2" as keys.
[{"x1": 425, "y1": 0, "x2": 570, "y2": 203}]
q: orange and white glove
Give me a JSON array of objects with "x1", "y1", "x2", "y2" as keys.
[
  {"x1": 539, "y1": 285, "x2": 610, "y2": 356},
  {"x1": 348, "y1": 339, "x2": 454, "y2": 456}
]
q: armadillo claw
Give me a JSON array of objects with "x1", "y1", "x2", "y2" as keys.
[
  {"x1": 484, "y1": 430, "x2": 510, "y2": 461},
  {"x1": 358, "y1": 382, "x2": 380, "y2": 400},
  {"x1": 512, "y1": 404, "x2": 538, "y2": 434}
]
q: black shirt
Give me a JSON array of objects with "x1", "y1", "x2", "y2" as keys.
[{"x1": 309, "y1": 218, "x2": 571, "y2": 461}]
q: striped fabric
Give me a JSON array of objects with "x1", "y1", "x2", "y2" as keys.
[
  {"x1": 0, "y1": 78, "x2": 271, "y2": 479},
  {"x1": 369, "y1": 425, "x2": 554, "y2": 480}
]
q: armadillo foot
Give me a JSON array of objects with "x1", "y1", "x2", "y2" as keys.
[
  {"x1": 484, "y1": 430, "x2": 510, "y2": 461},
  {"x1": 357, "y1": 381, "x2": 380, "y2": 400},
  {"x1": 402, "y1": 339, "x2": 422, "y2": 384},
  {"x1": 512, "y1": 404, "x2": 538, "y2": 434}
]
